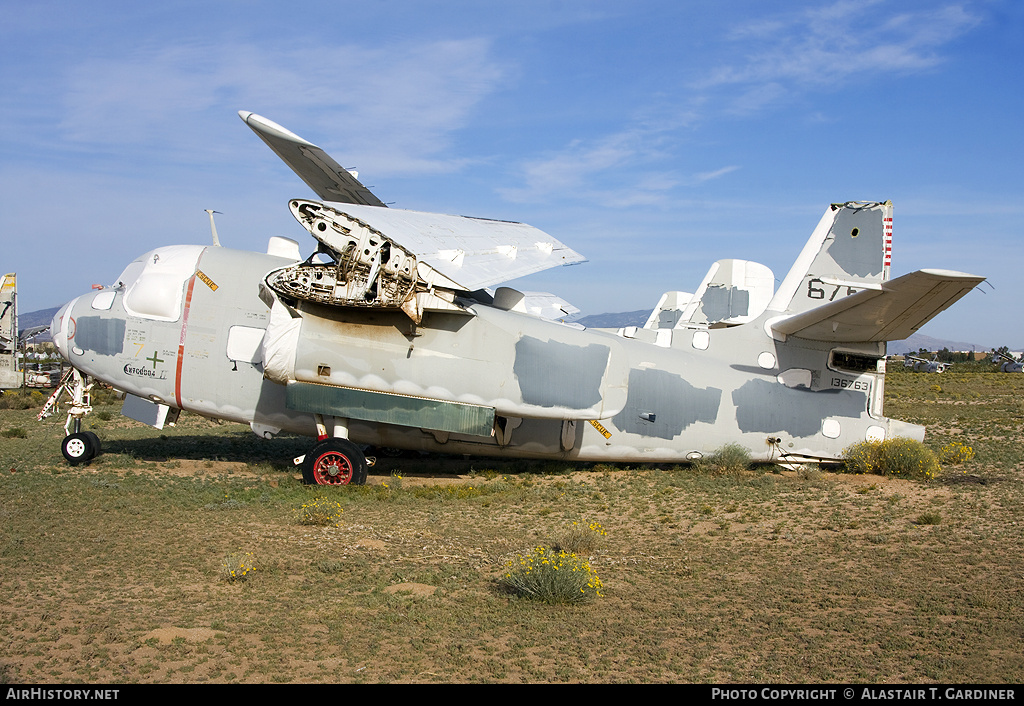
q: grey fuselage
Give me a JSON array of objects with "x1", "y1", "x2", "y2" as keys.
[{"x1": 51, "y1": 243, "x2": 920, "y2": 465}]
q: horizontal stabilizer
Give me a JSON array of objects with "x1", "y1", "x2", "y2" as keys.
[
  {"x1": 771, "y1": 269, "x2": 984, "y2": 342},
  {"x1": 239, "y1": 111, "x2": 386, "y2": 207}
]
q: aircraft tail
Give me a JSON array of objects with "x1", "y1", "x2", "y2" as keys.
[
  {"x1": 766, "y1": 202, "x2": 984, "y2": 343},
  {"x1": 767, "y1": 201, "x2": 892, "y2": 317}
]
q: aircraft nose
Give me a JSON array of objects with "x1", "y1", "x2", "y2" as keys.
[{"x1": 51, "y1": 296, "x2": 80, "y2": 360}]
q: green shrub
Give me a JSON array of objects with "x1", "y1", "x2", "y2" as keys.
[
  {"x1": 695, "y1": 443, "x2": 752, "y2": 476},
  {"x1": 222, "y1": 552, "x2": 256, "y2": 583},
  {"x1": 939, "y1": 442, "x2": 975, "y2": 465},
  {"x1": 842, "y1": 437, "x2": 940, "y2": 480},
  {"x1": 0, "y1": 391, "x2": 36, "y2": 410},
  {"x1": 295, "y1": 497, "x2": 344, "y2": 526},
  {"x1": 551, "y1": 520, "x2": 607, "y2": 555},
  {"x1": 500, "y1": 546, "x2": 604, "y2": 604}
]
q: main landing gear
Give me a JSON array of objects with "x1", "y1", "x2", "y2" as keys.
[
  {"x1": 301, "y1": 437, "x2": 369, "y2": 486},
  {"x1": 298, "y1": 415, "x2": 373, "y2": 486}
]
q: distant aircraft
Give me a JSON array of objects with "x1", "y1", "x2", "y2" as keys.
[
  {"x1": 993, "y1": 352, "x2": 1023, "y2": 373},
  {"x1": 904, "y1": 355, "x2": 951, "y2": 373},
  {"x1": 0, "y1": 273, "x2": 17, "y2": 390},
  {"x1": 41, "y1": 112, "x2": 984, "y2": 481}
]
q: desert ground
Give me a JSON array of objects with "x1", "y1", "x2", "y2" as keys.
[{"x1": 0, "y1": 367, "x2": 1021, "y2": 683}]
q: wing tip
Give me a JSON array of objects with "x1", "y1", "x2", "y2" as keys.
[{"x1": 238, "y1": 110, "x2": 315, "y2": 147}]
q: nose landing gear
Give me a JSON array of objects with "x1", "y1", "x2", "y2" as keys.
[
  {"x1": 61, "y1": 431, "x2": 102, "y2": 466},
  {"x1": 41, "y1": 368, "x2": 102, "y2": 466}
]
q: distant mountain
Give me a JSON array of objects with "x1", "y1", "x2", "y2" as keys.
[
  {"x1": 884, "y1": 333, "x2": 992, "y2": 355},
  {"x1": 576, "y1": 310, "x2": 649, "y2": 329},
  {"x1": 19, "y1": 306, "x2": 59, "y2": 330},
  {"x1": 18, "y1": 306, "x2": 58, "y2": 342},
  {"x1": 576, "y1": 310, "x2": 995, "y2": 354}
]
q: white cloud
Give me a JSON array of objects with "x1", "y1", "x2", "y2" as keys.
[
  {"x1": 57, "y1": 37, "x2": 505, "y2": 175},
  {"x1": 498, "y1": 2, "x2": 983, "y2": 207},
  {"x1": 694, "y1": 166, "x2": 740, "y2": 183},
  {"x1": 700, "y1": 1, "x2": 981, "y2": 96}
]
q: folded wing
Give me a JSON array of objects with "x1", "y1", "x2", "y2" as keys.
[
  {"x1": 239, "y1": 111, "x2": 386, "y2": 207},
  {"x1": 325, "y1": 202, "x2": 586, "y2": 291},
  {"x1": 242, "y1": 111, "x2": 587, "y2": 294}
]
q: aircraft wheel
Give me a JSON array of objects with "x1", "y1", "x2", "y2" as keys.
[
  {"x1": 61, "y1": 432, "x2": 97, "y2": 466},
  {"x1": 302, "y1": 438, "x2": 368, "y2": 486},
  {"x1": 83, "y1": 431, "x2": 102, "y2": 458}
]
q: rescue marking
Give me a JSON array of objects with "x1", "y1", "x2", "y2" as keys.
[
  {"x1": 196, "y1": 270, "x2": 218, "y2": 291},
  {"x1": 588, "y1": 419, "x2": 612, "y2": 439}
]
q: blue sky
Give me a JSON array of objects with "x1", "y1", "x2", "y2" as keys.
[{"x1": 2, "y1": 0, "x2": 1021, "y2": 347}]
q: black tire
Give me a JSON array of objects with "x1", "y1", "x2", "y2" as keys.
[
  {"x1": 302, "y1": 438, "x2": 368, "y2": 486},
  {"x1": 61, "y1": 432, "x2": 96, "y2": 466},
  {"x1": 83, "y1": 431, "x2": 102, "y2": 458}
]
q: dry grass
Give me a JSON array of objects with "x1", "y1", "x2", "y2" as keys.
[{"x1": 0, "y1": 370, "x2": 1022, "y2": 683}]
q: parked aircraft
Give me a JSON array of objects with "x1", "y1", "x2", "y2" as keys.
[
  {"x1": 993, "y1": 352, "x2": 1023, "y2": 373},
  {"x1": 41, "y1": 112, "x2": 984, "y2": 482},
  {"x1": 904, "y1": 355, "x2": 951, "y2": 373}
]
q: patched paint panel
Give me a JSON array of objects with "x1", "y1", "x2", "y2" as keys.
[
  {"x1": 732, "y1": 378, "x2": 866, "y2": 437},
  {"x1": 287, "y1": 381, "x2": 495, "y2": 436},
  {"x1": 700, "y1": 284, "x2": 750, "y2": 322},
  {"x1": 826, "y1": 208, "x2": 884, "y2": 278},
  {"x1": 73, "y1": 316, "x2": 125, "y2": 356},
  {"x1": 613, "y1": 368, "x2": 721, "y2": 440},
  {"x1": 514, "y1": 336, "x2": 608, "y2": 409}
]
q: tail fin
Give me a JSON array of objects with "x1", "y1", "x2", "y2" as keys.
[
  {"x1": 766, "y1": 201, "x2": 984, "y2": 343},
  {"x1": 768, "y1": 201, "x2": 891, "y2": 316}
]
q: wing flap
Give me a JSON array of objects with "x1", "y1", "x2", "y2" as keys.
[
  {"x1": 239, "y1": 111, "x2": 386, "y2": 207},
  {"x1": 772, "y1": 269, "x2": 984, "y2": 342}
]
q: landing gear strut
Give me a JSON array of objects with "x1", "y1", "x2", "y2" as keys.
[{"x1": 40, "y1": 368, "x2": 101, "y2": 465}]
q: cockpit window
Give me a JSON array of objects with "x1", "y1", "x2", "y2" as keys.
[{"x1": 119, "y1": 246, "x2": 204, "y2": 322}]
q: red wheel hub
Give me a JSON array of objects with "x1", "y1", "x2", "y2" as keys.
[{"x1": 311, "y1": 450, "x2": 354, "y2": 485}]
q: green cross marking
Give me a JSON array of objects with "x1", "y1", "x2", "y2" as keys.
[{"x1": 146, "y1": 351, "x2": 164, "y2": 369}]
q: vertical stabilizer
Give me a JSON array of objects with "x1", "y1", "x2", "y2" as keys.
[
  {"x1": 768, "y1": 201, "x2": 892, "y2": 316},
  {"x1": 0, "y1": 273, "x2": 18, "y2": 390}
]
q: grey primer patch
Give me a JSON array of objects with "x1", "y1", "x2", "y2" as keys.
[
  {"x1": 700, "y1": 284, "x2": 750, "y2": 322},
  {"x1": 826, "y1": 208, "x2": 883, "y2": 277},
  {"x1": 286, "y1": 382, "x2": 495, "y2": 436},
  {"x1": 73, "y1": 316, "x2": 125, "y2": 356},
  {"x1": 732, "y1": 378, "x2": 866, "y2": 437},
  {"x1": 514, "y1": 336, "x2": 608, "y2": 409},
  {"x1": 613, "y1": 368, "x2": 722, "y2": 440}
]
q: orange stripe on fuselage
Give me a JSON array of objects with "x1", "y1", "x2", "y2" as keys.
[{"x1": 174, "y1": 274, "x2": 198, "y2": 409}]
